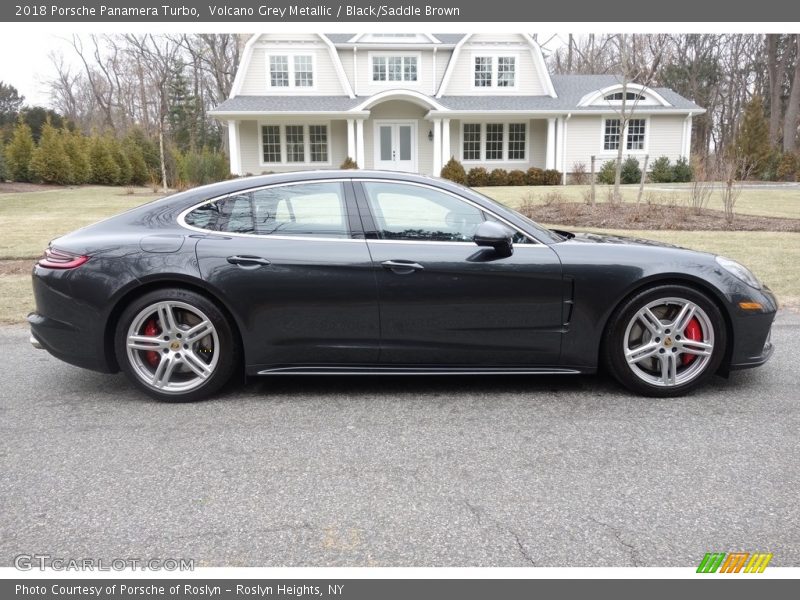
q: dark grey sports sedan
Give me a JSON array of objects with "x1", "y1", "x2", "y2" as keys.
[{"x1": 28, "y1": 171, "x2": 776, "y2": 401}]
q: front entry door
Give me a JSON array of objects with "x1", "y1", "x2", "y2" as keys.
[{"x1": 374, "y1": 122, "x2": 416, "y2": 172}]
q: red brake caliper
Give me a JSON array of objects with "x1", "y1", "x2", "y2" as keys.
[
  {"x1": 143, "y1": 318, "x2": 161, "y2": 367},
  {"x1": 682, "y1": 317, "x2": 702, "y2": 366}
]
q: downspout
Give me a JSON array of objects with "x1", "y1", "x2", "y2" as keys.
[
  {"x1": 562, "y1": 113, "x2": 572, "y2": 185},
  {"x1": 353, "y1": 46, "x2": 358, "y2": 95},
  {"x1": 683, "y1": 113, "x2": 692, "y2": 160},
  {"x1": 432, "y1": 47, "x2": 437, "y2": 96}
]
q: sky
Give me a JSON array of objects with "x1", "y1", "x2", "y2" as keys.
[{"x1": 0, "y1": 32, "x2": 75, "y2": 106}]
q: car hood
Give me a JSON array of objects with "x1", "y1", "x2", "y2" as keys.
[{"x1": 554, "y1": 230, "x2": 682, "y2": 249}]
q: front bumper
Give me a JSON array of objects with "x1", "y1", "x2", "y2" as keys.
[{"x1": 728, "y1": 285, "x2": 778, "y2": 371}]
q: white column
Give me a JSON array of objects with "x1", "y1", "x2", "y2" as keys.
[
  {"x1": 355, "y1": 119, "x2": 365, "y2": 168},
  {"x1": 683, "y1": 116, "x2": 693, "y2": 159},
  {"x1": 554, "y1": 117, "x2": 563, "y2": 175},
  {"x1": 346, "y1": 119, "x2": 355, "y2": 162},
  {"x1": 227, "y1": 120, "x2": 242, "y2": 175},
  {"x1": 545, "y1": 118, "x2": 556, "y2": 170},
  {"x1": 441, "y1": 118, "x2": 451, "y2": 164},
  {"x1": 561, "y1": 116, "x2": 570, "y2": 184},
  {"x1": 432, "y1": 118, "x2": 442, "y2": 175}
]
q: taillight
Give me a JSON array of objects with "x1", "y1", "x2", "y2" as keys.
[{"x1": 37, "y1": 247, "x2": 90, "y2": 270}]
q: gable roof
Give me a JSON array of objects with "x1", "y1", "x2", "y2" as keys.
[{"x1": 323, "y1": 33, "x2": 466, "y2": 46}]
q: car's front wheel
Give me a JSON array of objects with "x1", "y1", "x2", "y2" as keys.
[
  {"x1": 604, "y1": 285, "x2": 727, "y2": 397},
  {"x1": 114, "y1": 288, "x2": 239, "y2": 402}
]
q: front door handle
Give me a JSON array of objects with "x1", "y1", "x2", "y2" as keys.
[
  {"x1": 227, "y1": 255, "x2": 271, "y2": 267},
  {"x1": 381, "y1": 260, "x2": 424, "y2": 274}
]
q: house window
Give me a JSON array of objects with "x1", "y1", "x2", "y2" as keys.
[
  {"x1": 508, "y1": 123, "x2": 526, "y2": 160},
  {"x1": 485, "y1": 124, "x2": 504, "y2": 160},
  {"x1": 474, "y1": 57, "x2": 492, "y2": 87},
  {"x1": 604, "y1": 119, "x2": 621, "y2": 150},
  {"x1": 627, "y1": 119, "x2": 646, "y2": 150},
  {"x1": 372, "y1": 55, "x2": 418, "y2": 82},
  {"x1": 262, "y1": 125, "x2": 282, "y2": 162},
  {"x1": 294, "y1": 56, "x2": 313, "y2": 87},
  {"x1": 285, "y1": 125, "x2": 305, "y2": 162},
  {"x1": 462, "y1": 123, "x2": 527, "y2": 161},
  {"x1": 463, "y1": 124, "x2": 481, "y2": 161},
  {"x1": 604, "y1": 91, "x2": 645, "y2": 101},
  {"x1": 268, "y1": 54, "x2": 314, "y2": 89},
  {"x1": 497, "y1": 57, "x2": 516, "y2": 87},
  {"x1": 309, "y1": 125, "x2": 328, "y2": 163},
  {"x1": 261, "y1": 124, "x2": 329, "y2": 165},
  {"x1": 269, "y1": 56, "x2": 289, "y2": 87}
]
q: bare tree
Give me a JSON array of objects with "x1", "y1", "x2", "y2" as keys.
[
  {"x1": 718, "y1": 155, "x2": 754, "y2": 224},
  {"x1": 784, "y1": 35, "x2": 800, "y2": 153}
]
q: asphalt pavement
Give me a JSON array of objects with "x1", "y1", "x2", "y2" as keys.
[{"x1": 1, "y1": 312, "x2": 798, "y2": 567}]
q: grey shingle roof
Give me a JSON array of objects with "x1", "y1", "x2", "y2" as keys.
[
  {"x1": 322, "y1": 34, "x2": 465, "y2": 46},
  {"x1": 211, "y1": 75, "x2": 702, "y2": 114},
  {"x1": 211, "y1": 96, "x2": 363, "y2": 113}
]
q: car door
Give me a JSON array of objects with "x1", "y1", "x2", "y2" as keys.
[
  {"x1": 186, "y1": 179, "x2": 379, "y2": 369},
  {"x1": 354, "y1": 180, "x2": 564, "y2": 366}
]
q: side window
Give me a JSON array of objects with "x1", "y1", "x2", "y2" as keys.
[
  {"x1": 183, "y1": 182, "x2": 350, "y2": 239},
  {"x1": 362, "y1": 182, "x2": 485, "y2": 242}
]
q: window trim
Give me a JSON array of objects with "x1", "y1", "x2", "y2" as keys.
[
  {"x1": 265, "y1": 51, "x2": 317, "y2": 91},
  {"x1": 176, "y1": 179, "x2": 360, "y2": 243},
  {"x1": 258, "y1": 121, "x2": 332, "y2": 167},
  {"x1": 367, "y1": 51, "x2": 422, "y2": 85},
  {"x1": 470, "y1": 52, "x2": 519, "y2": 91},
  {"x1": 459, "y1": 121, "x2": 529, "y2": 164},
  {"x1": 599, "y1": 115, "x2": 650, "y2": 155}
]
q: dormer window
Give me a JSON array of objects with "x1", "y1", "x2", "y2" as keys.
[
  {"x1": 473, "y1": 55, "x2": 517, "y2": 89},
  {"x1": 604, "y1": 91, "x2": 645, "y2": 101},
  {"x1": 268, "y1": 53, "x2": 314, "y2": 89},
  {"x1": 371, "y1": 53, "x2": 419, "y2": 83}
]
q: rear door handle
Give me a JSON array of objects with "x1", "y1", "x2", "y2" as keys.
[
  {"x1": 227, "y1": 255, "x2": 271, "y2": 267},
  {"x1": 381, "y1": 260, "x2": 424, "y2": 274}
]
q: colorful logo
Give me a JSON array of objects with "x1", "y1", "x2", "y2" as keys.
[{"x1": 697, "y1": 552, "x2": 773, "y2": 573}]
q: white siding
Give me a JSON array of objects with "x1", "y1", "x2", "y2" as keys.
[
  {"x1": 564, "y1": 114, "x2": 688, "y2": 172},
  {"x1": 239, "y1": 34, "x2": 348, "y2": 96},
  {"x1": 440, "y1": 34, "x2": 547, "y2": 96}
]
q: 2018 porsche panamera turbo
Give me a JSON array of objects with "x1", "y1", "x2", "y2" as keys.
[{"x1": 28, "y1": 171, "x2": 776, "y2": 401}]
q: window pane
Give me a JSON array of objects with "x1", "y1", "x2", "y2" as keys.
[
  {"x1": 262, "y1": 125, "x2": 281, "y2": 162},
  {"x1": 269, "y1": 56, "x2": 288, "y2": 87},
  {"x1": 309, "y1": 125, "x2": 328, "y2": 162},
  {"x1": 286, "y1": 125, "x2": 305, "y2": 162},
  {"x1": 403, "y1": 56, "x2": 417, "y2": 81},
  {"x1": 398, "y1": 126, "x2": 411, "y2": 161},
  {"x1": 627, "y1": 118, "x2": 646, "y2": 150},
  {"x1": 463, "y1": 123, "x2": 481, "y2": 160},
  {"x1": 251, "y1": 182, "x2": 348, "y2": 238},
  {"x1": 474, "y1": 57, "x2": 492, "y2": 87},
  {"x1": 508, "y1": 123, "x2": 526, "y2": 160},
  {"x1": 185, "y1": 193, "x2": 254, "y2": 234},
  {"x1": 294, "y1": 55, "x2": 313, "y2": 87},
  {"x1": 497, "y1": 57, "x2": 516, "y2": 87},
  {"x1": 379, "y1": 126, "x2": 392, "y2": 161},
  {"x1": 485, "y1": 123, "x2": 504, "y2": 160},
  {"x1": 388, "y1": 57, "x2": 403, "y2": 81},
  {"x1": 363, "y1": 182, "x2": 484, "y2": 242},
  {"x1": 604, "y1": 119, "x2": 621, "y2": 151},
  {"x1": 372, "y1": 56, "x2": 386, "y2": 81}
]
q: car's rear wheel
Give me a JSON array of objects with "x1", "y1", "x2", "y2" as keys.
[
  {"x1": 114, "y1": 288, "x2": 238, "y2": 402},
  {"x1": 604, "y1": 284, "x2": 726, "y2": 397}
]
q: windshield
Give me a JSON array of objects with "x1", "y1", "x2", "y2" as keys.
[{"x1": 468, "y1": 187, "x2": 566, "y2": 243}]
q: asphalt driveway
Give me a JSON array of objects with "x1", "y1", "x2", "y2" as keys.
[{"x1": 1, "y1": 312, "x2": 798, "y2": 567}]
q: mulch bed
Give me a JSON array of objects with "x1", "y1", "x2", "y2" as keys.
[
  {"x1": 521, "y1": 201, "x2": 800, "y2": 232},
  {"x1": 0, "y1": 260, "x2": 35, "y2": 276},
  {"x1": 0, "y1": 182, "x2": 64, "y2": 194}
]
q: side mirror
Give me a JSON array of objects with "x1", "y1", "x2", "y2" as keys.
[{"x1": 473, "y1": 221, "x2": 513, "y2": 257}]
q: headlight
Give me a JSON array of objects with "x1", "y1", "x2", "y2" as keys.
[{"x1": 715, "y1": 256, "x2": 761, "y2": 289}]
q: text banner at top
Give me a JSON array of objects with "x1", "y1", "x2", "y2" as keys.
[{"x1": 3, "y1": 0, "x2": 800, "y2": 22}]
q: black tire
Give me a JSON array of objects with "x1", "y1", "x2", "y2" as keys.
[
  {"x1": 114, "y1": 288, "x2": 239, "y2": 402},
  {"x1": 603, "y1": 284, "x2": 727, "y2": 397}
]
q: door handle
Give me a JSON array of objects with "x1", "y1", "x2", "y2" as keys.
[
  {"x1": 382, "y1": 260, "x2": 424, "y2": 274},
  {"x1": 227, "y1": 255, "x2": 271, "y2": 267}
]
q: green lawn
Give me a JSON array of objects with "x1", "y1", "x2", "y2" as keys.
[
  {"x1": 478, "y1": 184, "x2": 800, "y2": 220},
  {"x1": 0, "y1": 186, "x2": 161, "y2": 260},
  {"x1": 1, "y1": 184, "x2": 798, "y2": 324}
]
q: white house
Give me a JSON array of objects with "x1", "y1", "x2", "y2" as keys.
[{"x1": 211, "y1": 33, "x2": 704, "y2": 179}]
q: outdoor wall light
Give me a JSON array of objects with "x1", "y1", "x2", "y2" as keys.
[{"x1": 428, "y1": 130, "x2": 433, "y2": 141}]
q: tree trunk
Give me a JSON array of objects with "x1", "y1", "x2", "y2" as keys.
[
  {"x1": 783, "y1": 35, "x2": 800, "y2": 153},
  {"x1": 158, "y1": 116, "x2": 168, "y2": 192}
]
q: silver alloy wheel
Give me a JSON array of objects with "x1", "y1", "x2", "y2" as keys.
[
  {"x1": 125, "y1": 301, "x2": 220, "y2": 394},
  {"x1": 622, "y1": 297, "x2": 715, "y2": 388}
]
